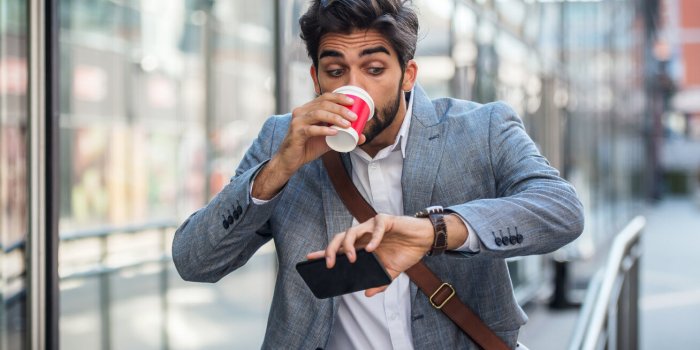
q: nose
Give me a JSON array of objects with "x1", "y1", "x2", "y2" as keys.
[
  {"x1": 345, "y1": 71, "x2": 368, "y2": 91},
  {"x1": 346, "y1": 72, "x2": 359, "y2": 87}
]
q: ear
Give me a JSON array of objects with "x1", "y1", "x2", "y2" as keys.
[
  {"x1": 310, "y1": 64, "x2": 321, "y2": 95},
  {"x1": 401, "y1": 59, "x2": 418, "y2": 91}
]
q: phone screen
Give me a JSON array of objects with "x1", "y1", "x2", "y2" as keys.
[{"x1": 295, "y1": 249, "x2": 392, "y2": 299}]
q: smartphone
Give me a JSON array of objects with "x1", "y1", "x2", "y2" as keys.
[{"x1": 295, "y1": 249, "x2": 392, "y2": 299}]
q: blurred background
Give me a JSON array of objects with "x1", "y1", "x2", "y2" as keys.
[{"x1": 1, "y1": 0, "x2": 699, "y2": 349}]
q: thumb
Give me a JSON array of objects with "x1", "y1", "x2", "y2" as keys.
[
  {"x1": 365, "y1": 285, "x2": 389, "y2": 297},
  {"x1": 357, "y1": 133, "x2": 367, "y2": 145}
]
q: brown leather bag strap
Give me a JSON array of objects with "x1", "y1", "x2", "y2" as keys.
[
  {"x1": 322, "y1": 151, "x2": 510, "y2": 350},
  {"x1": 322, "y1": 151, "x2": 377, "y2": 222}
]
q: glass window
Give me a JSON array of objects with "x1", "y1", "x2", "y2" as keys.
[
  {"x1": 495, "y1": 31, "x2": 528, "y2": 118},
  {"x1": 58, "y1": 0, "x2": 276, "y2": 348},
  {"x1": 279, "y1": 0, "x2": 316, "y2": 111},
  {"x1": 494, "y1": 0, "x2": 527, "y2": 35},
  {"x1": 413, "y1": 0, "x2": 455, "y2": 97},
  {"x1": 452, "y1": 4, "x2": 479, "y2": 100},
  {"x1": 474, "y1": 17, "x2": 498, "y2": 103},
  {"x1": 559, "y1": 0, "x2": 647, "y2": 266},
  {"x1": 1, "y1": 0, "x2": 29, "y2": 349}
]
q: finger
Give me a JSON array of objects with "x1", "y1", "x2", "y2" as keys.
[
  {"x1": 364, "y1": 216, "x2": 386, "y2": 252},
  {"x1": 306, "y1": 250, "x2": 325, "y2": 260},
  {"x1": 318, "y1": 100, "x2": 358, "y2": 122},
  {"x1": 303, "y1": 109, "x2": 354, "y2": 129},
  {"x1": 365, "y1": 285, "x2": 389, "y2": 297},
  {"x1": 321, "y1": 92, "x2": 355, "y2": 106},
  {"x1": 357, "y1": 133, "x2": 367, "y2": 145},
  {"x1": 303, "y1": 125, "x2": 338, "y2": 138},
  {"x1": 342, "y1": 229, "x2": 359, "y2": 263},
  {"x1": 325, "y1": 233, "x2": 346, "y2": 268}
]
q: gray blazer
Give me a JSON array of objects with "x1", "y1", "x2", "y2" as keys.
[{"x1": 172, "y1": 85, "x2": 584, "y2": 349}]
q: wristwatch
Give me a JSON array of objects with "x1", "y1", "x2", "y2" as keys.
[{"x1": 415, "y1": 205, "x2": 447, "y2": 256}]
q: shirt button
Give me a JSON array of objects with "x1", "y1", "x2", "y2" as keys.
[{"x1": 389, "y1": 313, "x2": 398, "y2": 320}]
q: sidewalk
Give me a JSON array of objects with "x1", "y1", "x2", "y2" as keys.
[
  {"x1": 518, "y1": 196, "x2": 700, "y2": 349},
  {"x1": 640, "y1": 196, "x2": 700, "y2": 348}
]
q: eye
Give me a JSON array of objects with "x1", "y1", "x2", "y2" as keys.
[
  {"x1": 367, "y1": 67, "x2": 385, "y2": 75},
  {"x1": 326, "y1": 69, "x2": 344, "y2": 77}
]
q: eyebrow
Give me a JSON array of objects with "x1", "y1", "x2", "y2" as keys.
[
  {"x1": 318, "y1": 45, "x2": 391, "y2": 60},
  {"x1": 319, "y1": 49, "x2": 343, "y2": 60},
  {"x1": 360, "y1": 46, "x2": 391, "y2": 57}
]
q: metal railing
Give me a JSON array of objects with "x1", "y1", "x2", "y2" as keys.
[
  {"x1": 60, "y1": 220, "x2": 179, "y2": 350},
  {"x1": 569, "y1": 216, "x2": 646, "y2": 350}
]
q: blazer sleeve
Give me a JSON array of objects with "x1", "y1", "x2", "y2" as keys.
[
  {"x1": 447, "y1": 102, "x2": 584, "y2": 259},
  {"x1": 172, "y1": 116, "x2": 286, "y2": 282}
]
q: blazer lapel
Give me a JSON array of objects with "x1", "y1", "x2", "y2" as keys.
[
  {"x1": 402, "y1": 85, "x2": 447, "y2": 302},
  {"x1": 402, "y1": 85, "x2": 447, "y2": 217}
]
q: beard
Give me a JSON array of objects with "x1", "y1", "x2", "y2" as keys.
[{"x1": 362, "y1": 84, "x2": 403, "y2": 144}]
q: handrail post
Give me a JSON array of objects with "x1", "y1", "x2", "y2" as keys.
[
  {"x1": 99, "y1": 235, "x2": 111, "y2": 350},
  {"x1": 568, "y1": 216, "x2": 645, "y2": 350},
  {"x1": 160, "y1": 227, "x2": 170, "y2": 350},
  {"x1": 624, "y1": 244, "x2": 640, "y2": 350}
]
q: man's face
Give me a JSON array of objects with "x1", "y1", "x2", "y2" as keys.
[{"x1": 311, "y1": 29, "x2": 416, "y2": 144}]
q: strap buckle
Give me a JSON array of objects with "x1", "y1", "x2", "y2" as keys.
[{"x1": 429, "y1": 282, "x2": 455, "y2": 309}]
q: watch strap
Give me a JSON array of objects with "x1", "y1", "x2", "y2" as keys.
[{"x1": 416, "y1": 206, "x2": 448, "y2": 256}]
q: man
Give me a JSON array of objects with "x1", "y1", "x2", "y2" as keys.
[{"x1": 172, "y1": 0, "x2": 584, "y2": 349}]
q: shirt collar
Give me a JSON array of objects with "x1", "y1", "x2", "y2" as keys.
[{"x1": 396, "y1": 88, "x2": 414, "y2": 158}]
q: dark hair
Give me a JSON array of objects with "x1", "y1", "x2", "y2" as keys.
[{"x1": 299, "y1": 0, "x2": 419, "y2": 70}]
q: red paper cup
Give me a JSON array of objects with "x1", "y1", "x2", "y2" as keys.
[{"x1": 326, "y1": 85, "x2": 375, "y2": 152}]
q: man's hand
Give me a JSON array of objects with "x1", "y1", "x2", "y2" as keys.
[
  {"x1": 252, "y1": 93, "x2": 366, "y2": 199},
  {"x1": 306, "y1": 214, "x2": 470, "y2": 297}
]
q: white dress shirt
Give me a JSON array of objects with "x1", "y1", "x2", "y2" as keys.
[{"x1": 252, "y1": 90, "x2": 481, "y2": 349}]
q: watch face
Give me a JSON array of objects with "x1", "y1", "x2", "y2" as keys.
[
  {"x1": 415, "y1": 205, "x2": 444, "y2": 218},
  {"x1": 425, "y1": 205, "x2": 444, "y2": 214}
]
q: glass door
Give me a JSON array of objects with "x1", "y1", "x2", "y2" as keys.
[
  {"x1": 1, "y1": 0, "x2": 30, "y2": 349},
  {"x1": 57, "y1": 1, "x2": 277, "y2": 348}
]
